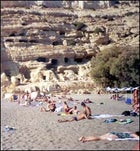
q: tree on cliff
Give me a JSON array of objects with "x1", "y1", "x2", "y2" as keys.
[{"x1": 90, "y1": 45, "x2": 139, "y2": 88}]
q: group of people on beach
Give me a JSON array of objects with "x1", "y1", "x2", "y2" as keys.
[
  {"x1": 58, "y1": 101, "x2": 92, "y2": 122},
  {"x1": 40, "y1": 97, "x2": 92, "y2": 122},
  {"x1": 8, "y1": 87, "x2": 139, "y2": 150}
]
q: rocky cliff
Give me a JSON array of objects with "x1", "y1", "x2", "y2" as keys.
[{"x1": 1, "y1": 1, "x2": 139, "y2": 93}]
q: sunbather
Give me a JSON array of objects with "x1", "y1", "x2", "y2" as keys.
[
  {"x1": 81, "y1": 102, "x2": 92, "y2": 118},
  {"x1": 58, "y1": 112, "x2": 91, "y2": 123},
  {"x1": 58, "y1": 103, "x2": 92, "y2": 122},
  {"x1": 67, "y1": 106, "x2": 80, "y2": 115},
  {"x1": 79, "y1": 131, "x2": 140, "y2": 142},
  {"x1": 62, "y1": 101, "x2": 72, "y2": 114},
  {"x1": 40, "y1": 100, "x2": 56, "y2": 112}
]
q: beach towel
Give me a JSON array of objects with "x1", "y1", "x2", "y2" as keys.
[
  {"x1": 91, "y1": 114, "x2": 124, "y2": 119},
  {"x1": 114, "y1": 138, "x2": 139, "y2": 141},
  {"x1": 55, "y1": 106, "x2": 63, "y2": 112},
  {"x1": 5, "y1": 126, "x2": 16, "y2": 132},
  {"x1": 117, "y1": 119, "x2": 133, "y2": 125},
  {"x1": 30, "y1": 101, "x2": 43, "y2": 107},
  {"x1": 107, "y1": 132, "x2": 139, "y2": 141},
  {"x1": 57, "y1": 113, "x2": 69, "y2": 116},
  {"x1": 104, "y1": 118, "x2": 117, "y2": 123}
]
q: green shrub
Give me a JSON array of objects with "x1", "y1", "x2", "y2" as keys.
[{"x1": 90, "y1": 45, "x2": 139, "y2": 87}]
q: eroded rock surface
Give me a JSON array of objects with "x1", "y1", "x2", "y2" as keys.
[{"x1": 1, "y1": 1, "x2": 139, "y2": 93}]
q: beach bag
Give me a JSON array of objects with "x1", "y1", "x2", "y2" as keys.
[
  {"x1": 121, "y1": 111, "x2": 130, "y2": 116},
  {"x1": 13, "y1": 95, "x2": 18, "y2": 100},
  {"x1": 130, "y1": 112, "x2": 137, "y2": 116},
  {"x1": 125, "y1": 98, "x2": 132, "y2": 104}
]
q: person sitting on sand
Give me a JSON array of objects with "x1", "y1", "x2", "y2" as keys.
[
  {"x1": 81, "y1": 102, "x2": 92, "y2": 118},
  {"x1": 79, "y1": 131, "x2": 140, "y2": 142},
  {"x1": 62, "y1": 101, "x2": 72, "y2": 114},
  {"x1": 23, "y1": 91, "x2": 32, "y2": 105},
  {"x1": 67, "y1": 106, "x2": 80, "y2": 115},
  {"x1": 83, "y1": 98, "x2": 93, "y2": 104},
  {"x1": 58, "y1": 102, "x2": 92, "y2": 123},
  {"x1": 40, "y1": 100, "x2": 56, "y2": 112}
]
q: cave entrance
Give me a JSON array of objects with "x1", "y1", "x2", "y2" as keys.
[
  {"x1": 36, "y1": 57, "x2": 46, "y2": 62},
  {"x1": 74, "y1": 58, "x2": 83, "y2": 63},
  {"x1": 51, "y1": 59, "x2": 58, "y2": 65},
  {"x1": 64, "y1": 57, "x2": 69, "y2": 63}
]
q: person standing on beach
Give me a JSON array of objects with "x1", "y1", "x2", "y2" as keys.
[
  {"x1": 132, "y1": 88, "x2": 139, "y2": 113},
  {"x1": 23, "y1": 91, "x2": 32, "y2": 105}
]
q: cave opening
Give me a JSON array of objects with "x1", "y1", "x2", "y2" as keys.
[
  {"x1": 51, "y1": 59, "x2": 58, "y2": 65},
  {"x1": 64, "y1": 57, "x2": 69, "y2": 63},
  {"x1": 74, "y1": 58, "x2": 83, "y2": 63},
  {"x1": 36, "y1": 57, "x2": 46, "y2": 62}
]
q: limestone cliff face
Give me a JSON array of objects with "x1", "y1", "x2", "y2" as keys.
[
  {"x1": 1, "y1": 0, "x2": 139, "y2": 92},
  {"x1": 1, "y1": 1, "x2": 115, "y2": 9},
  {"x1": 1, "y1": 1, "x2": 34, "y2": 8}
]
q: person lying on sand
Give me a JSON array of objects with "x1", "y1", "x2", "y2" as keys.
[
  {"x1": 58, "y1": 112, "x2": 92, "y2": 123},
  {"x1": 79, "y1": 131, "x2": 140, "y2": 142}
]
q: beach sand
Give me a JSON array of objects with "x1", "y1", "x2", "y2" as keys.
[{"x1": 1, "y1": 93, "x2": 139, "y2": 150}]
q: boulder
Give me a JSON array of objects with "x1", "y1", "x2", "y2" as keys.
[
  {"x1": 43, "y1": 70, "x2": 58, "y2": 82},
  {"x1": 11, "y1": 76, "x2": 20, "y2": 86},
  {"x1": 1, "y1": 72, "x2": 11, "y2": 86},
  {"x1": 30, "y1": 70, "x2": 44, "y2": 83},
  {"x1": 64, "y1": 70, "x2": 78, "y2": 81}
]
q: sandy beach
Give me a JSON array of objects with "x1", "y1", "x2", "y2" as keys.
[{"x1": 1, "y1": 93, "x2": 139, "y2": 150}]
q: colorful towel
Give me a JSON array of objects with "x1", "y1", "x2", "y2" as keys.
[
  {"x1": 117, "y1": 119, "x2": 133, "y2": 125},
  {"x1": 114, "y1": 138, "x2": 139, "y2": 141}
]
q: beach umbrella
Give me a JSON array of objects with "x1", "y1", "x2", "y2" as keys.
[
  {"x1": 125, "y1": 87, "x2": 133, "y2": 92},
  {"x1": 132, "y1": 86, "x2": 139, "y2": 91},
  {"x1": 119, "y1": 87, "x2": 127, "y2": 92},
  {"x1": 123, "y1": 87, "x2": 134, "y2": 100},
  {"x1": 111, "y1": 88, "x2": 119, "y2": 93}
]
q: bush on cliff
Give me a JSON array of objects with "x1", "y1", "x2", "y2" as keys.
[{"x1": 90, "y1": 45, "x2": 139, "y2": 88}]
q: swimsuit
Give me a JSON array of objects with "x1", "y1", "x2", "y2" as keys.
[
  {"x1": 73, "y1": 116, "x2": 78, "y2": 121},
  {"x1": 110, "y1": 132, "x2": 132, "y2": 139}
]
